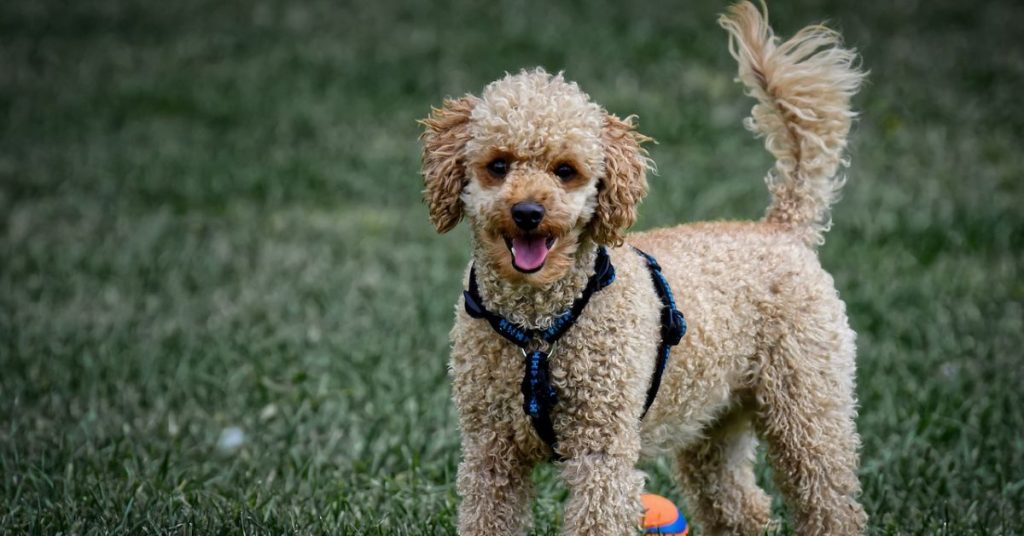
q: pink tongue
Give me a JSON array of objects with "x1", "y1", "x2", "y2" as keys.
[{"x1": 511, "y1": 236, "x2": 550, "y2": 271}]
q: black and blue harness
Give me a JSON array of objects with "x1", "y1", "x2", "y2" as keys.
[{"x1": 462, "y1": 246, "x2": 686, "y2": 458}]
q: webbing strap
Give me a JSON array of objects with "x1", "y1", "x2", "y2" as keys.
[
  {"x1": 463, "y1": 247, "x2": 615, "y2": 348},
  {"x1": 633, "y1": 247, "x2": 687, "y2": 419},
  {"x1": 522, "y1": 350, "x2": 559, "y2": 449}
]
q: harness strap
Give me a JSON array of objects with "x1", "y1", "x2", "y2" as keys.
[
  {"x1": 522, "y1": 350, "x2": 559, "y2": 448},
  {"x1": 464, "y1": 247, "x2": 615, "y2": 348},
  {"x1": 633, "y1": 248, "x2": 687, "y2": 419},
  {"x1": 464, "y1": 270, "x2": 533, "y2": 348},
  {"x1": 461, "y1": 246, "x2": 685, "y2": 458}
]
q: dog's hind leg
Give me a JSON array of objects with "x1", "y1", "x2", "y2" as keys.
[
  {"x1": 676, "y1": 411, "x2": 773, "y2": 535},
  {"x1": 753, "y1": 316, "x2": 867, "y2": 535}
]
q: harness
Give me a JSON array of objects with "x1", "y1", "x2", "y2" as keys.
[{"x1": 462, "y1": 246, "x2": 687, "y2": 458}]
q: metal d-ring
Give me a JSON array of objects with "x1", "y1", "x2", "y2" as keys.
[{"x1": 520, "y1": 339, "x2": 555, "y2": 358}]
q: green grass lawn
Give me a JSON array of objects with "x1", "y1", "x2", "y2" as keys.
[{"x1": 2, "y1": 0, "x2": 1022, "y2": 533}]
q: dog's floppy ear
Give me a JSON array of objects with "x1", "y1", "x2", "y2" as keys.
[
  {"x1": 590, "y1": 113, "x2": 652, "y2": 246},
  {"x1": 419, "y1": 96, "x2": 478, "y2": 233}
]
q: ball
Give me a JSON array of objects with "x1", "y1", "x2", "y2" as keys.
[{"x1": 641, "y1": 493, "x2": 689, "y2": 535}]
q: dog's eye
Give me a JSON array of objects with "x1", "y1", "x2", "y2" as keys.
[
  {"x1": 553, "y1": 163, "x2": 577, "y2": 181},
  {"x1": 486, "y1": 158, "x2": 509, "y2": 178}
]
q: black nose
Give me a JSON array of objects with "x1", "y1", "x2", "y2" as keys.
[{"x1": 511, "y1": 202, "x2": 545, "y2": 231}]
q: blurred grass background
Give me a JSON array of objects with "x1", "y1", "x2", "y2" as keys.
[{"x1": 2, "y1": 0, "x2": 1022, "y2": 533}]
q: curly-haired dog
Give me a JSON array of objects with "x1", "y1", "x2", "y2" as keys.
[{"x1": 419, "y1": 3, "x2": 867, "y2": 534}]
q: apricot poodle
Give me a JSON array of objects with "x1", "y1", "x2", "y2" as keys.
[{"x1": 419, "y1": 2, "x2": 867, "y2": 534}]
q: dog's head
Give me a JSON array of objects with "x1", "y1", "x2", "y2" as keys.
[{"x1": 420, "y1": 69, "x2": 652, "y2": 285}]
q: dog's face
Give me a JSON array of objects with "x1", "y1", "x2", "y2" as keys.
[{"x1": 420, "y1": 69, "x2": 651, "y2": 285}]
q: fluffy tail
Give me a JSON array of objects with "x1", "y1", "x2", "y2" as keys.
[{"x1": 719, "y1": 1, "x2": 865, "y2": 246}]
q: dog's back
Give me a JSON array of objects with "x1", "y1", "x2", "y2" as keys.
[{"x1": 626, "y1": 5, "x2": 867, "y2": 532}]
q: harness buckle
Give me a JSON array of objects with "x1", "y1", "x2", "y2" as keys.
[{"x1": 662, "y1": 308, "x2": 686, "y2": 346}]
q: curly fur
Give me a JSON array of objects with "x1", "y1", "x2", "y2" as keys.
[
  {"x1": 720, "y1": 0, "x2": 866, "y2": 246},
  {"x1": 591, "y1": 114, "x2": 653, "y2": 247},
  {"x1": 421, "y1": 3, "x2": 867, "y2": 535},
  {"x1": 420, "y1": 96, "x2": 479, "y2": 233}
]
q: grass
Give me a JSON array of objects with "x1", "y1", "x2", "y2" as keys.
[{"x1": 1, "y1": 0, "x2": 1022, "y2": 533}]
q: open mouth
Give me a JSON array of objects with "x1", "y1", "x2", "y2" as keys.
[{"x1": 504, "y1": 235, "x2": 556, "y2": 273}]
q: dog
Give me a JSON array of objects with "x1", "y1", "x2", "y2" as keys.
[{"x1": 419, "y1": 2, "x2": 867, "y2": 534}]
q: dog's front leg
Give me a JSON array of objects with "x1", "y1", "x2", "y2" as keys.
[
  {"x1": 560, "y1": 449, "x2": 645, "y2": 535},
  {"x1": 456, "y1": 433, "x2": 534, "y2": 536}
]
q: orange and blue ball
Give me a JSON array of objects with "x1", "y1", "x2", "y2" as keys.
[{"x1": 641, "y1": 493, "x2": 688, "y2": 535}]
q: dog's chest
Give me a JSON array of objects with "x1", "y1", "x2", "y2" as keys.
[{"x1": 447, "y1": 270, "x2": 664, "y2": 454}]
